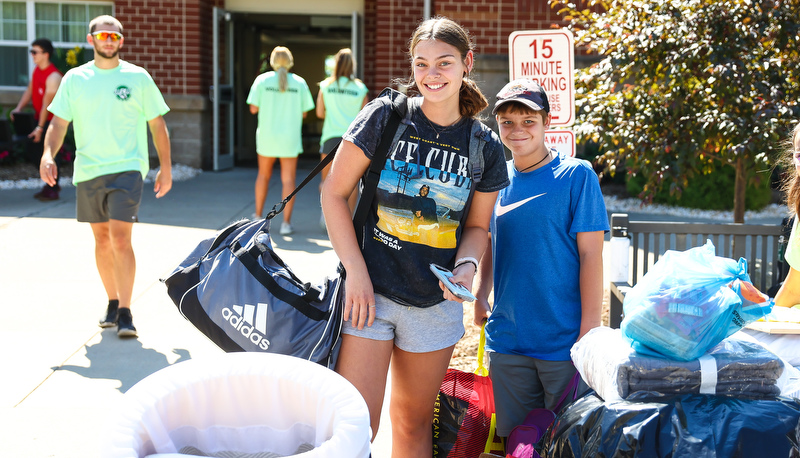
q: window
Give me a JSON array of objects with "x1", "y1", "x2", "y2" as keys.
[{"x1": 0, "y1": 1, "x2": 112, "y2": 88}]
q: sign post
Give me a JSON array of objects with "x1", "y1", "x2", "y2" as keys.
[{"x1": 508, "y1": 29, "x2": 575, "y2": 128}]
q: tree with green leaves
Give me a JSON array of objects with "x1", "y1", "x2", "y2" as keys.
[{"x1": 553, "y1": 0, "x2": 800, "y2": 222}]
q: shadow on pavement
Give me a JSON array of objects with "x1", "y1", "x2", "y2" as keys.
[{"x1": 54, "y1": 330, "x2": 192, "y2": 393}]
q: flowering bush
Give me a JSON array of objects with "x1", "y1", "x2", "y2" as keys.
[
  {"x1": 56, "y1": 145, "x2": 74, "y2": 166},
  {"x1": 0, "y1": 143, "x2": 27, "y2": 166},
  {"x1": 53, "y1": 46, "x2": 86, "y2": 75}
]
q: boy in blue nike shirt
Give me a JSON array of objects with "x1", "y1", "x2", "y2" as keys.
[{"x1": 474, "y1": 79, "x2": 609, "y2": 442}]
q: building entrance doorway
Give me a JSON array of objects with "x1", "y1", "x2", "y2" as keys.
[{"x1": 230, "y1": 13, "x2": 357, "y2": 166}]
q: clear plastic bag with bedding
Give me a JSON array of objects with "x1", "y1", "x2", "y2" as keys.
[{"x1": 620, "y1": 240, "x2": 773, "y2": 361}]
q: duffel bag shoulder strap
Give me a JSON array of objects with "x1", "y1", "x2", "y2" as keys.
[
  {"x1": 265, "y1": 151, "x2": 337, "y2": 220},
  {"x1": 265, "y1": 87, "x2": 405, "y2": 227},
  {"x1": 231, "y1": 240, "x2": 329, "y2": 322}
]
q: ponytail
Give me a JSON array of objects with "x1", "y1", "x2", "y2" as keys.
[
  {"x1": 459, "y1": 77, "x2": 488, "y2": 118},
  {"x1": 277, "y1": 67, "x2": 288, "y2": 92},
  {"x1": 269, "y1": 46, "x2": 294, "y2": 93}
]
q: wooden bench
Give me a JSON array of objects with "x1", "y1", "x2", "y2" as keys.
[{"x1": 607, "y1": 213, "x2": 791, "y2": 328}]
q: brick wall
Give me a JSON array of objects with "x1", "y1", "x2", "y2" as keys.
[
  {"x1": 115, "y1": 0, "x2": 223, "y2": 96},
  {"x1": 364, "y1": 0, "x2": 569, "y2": 97},
  {"x1": 364, "y1": 0, "x2": 426, "y2": 97},
  {"x1": 436, "y1": 0, "x2": 567, "y2": 55},
  {"x1": 115, "y1": 0, "x2": 568, "y2": 98}
]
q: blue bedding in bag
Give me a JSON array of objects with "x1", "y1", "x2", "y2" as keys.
[{"x1": 621, "y1": 240, "x2": 773, "y2": 361}]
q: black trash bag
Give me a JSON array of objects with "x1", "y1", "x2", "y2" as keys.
[{"x1": 543, "y1": 391, "x2": 800, "y2": 458}]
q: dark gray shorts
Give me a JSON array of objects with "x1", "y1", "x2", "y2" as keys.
[
  {"x1": 342, "y1": 293, "x2": 464, "y2": 353},
  {"x1": 76, "y1": 171, "x2": 143, "y2": 223},
  {"x1": 488, "y1": 352, "x2": 581, "y2": 437}
]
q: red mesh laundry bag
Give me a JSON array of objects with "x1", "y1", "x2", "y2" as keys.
[{"x1": 433, "y1": 324, "x2": 504, "y2": 457}]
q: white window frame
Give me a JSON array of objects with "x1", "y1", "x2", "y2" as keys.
[{"x1": 0, "y1": 0, "x2": 113, "y2": 90}]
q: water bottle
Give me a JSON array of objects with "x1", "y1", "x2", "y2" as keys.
[{"x1": 609, "y1": 222, "x2": 630, "y2": 283}]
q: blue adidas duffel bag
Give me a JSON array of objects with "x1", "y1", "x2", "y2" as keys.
[{"x1": 163, "y1": 217, "x2": 343, "y2": 369}]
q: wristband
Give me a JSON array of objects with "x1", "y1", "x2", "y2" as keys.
[
  {"x1": 454, "y1": 256, "x2": 479, "y2": 272},
  {"x1": 34, "y1": 125, "x2": 43, "y2": 131}
]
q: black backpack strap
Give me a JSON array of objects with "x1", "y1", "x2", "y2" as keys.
[
  {"x1": 352, "y1": 88, "x2": 407, "y2": 242},
  {"x1": 445, "y1": 119, "x2": 488, "y2": 228},
  {"x1": 469, "y1": 119, "x2": 488, "y2": 184}
]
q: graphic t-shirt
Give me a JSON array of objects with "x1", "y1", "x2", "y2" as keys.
[
  {"x1": 319, "y1": 76, "x2": 368, "y2": 146},
  {"x1": 486, "y1": 153, "x2": 610, "y2": 361},
  {"x1": 48, "y1": 60, "x2": 169, "y2": 184},
  {"x1": 246, "y1": 71, "x2": 315, "y2": 157},
  {"x1": 344, "y1": 96, "x2": 509, "y2": 307}
]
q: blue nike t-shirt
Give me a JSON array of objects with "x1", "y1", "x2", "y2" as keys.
[{"x1": 487, "y1": 153, "x2": 609, "y2": 360}]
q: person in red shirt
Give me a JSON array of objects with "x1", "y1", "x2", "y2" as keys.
[{"x1": 11, "y1": 38, "x2": 63, "y2": 200}]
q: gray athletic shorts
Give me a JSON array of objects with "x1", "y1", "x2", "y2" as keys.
[
  {"x1": 342, "y1": 293, "x2": 464, "y2": 353},
  {"x1": 488, "y1": 352, "x2": 583, "y2": 437},
  {"x1": 76, "y1": 171, "x2": 143, "y2": 223}
]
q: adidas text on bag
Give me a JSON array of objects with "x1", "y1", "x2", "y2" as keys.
[{"x1": 222, "y1": 303, "x2": 271, "y2": 350}]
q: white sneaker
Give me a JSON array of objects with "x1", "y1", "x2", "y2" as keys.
[{"x1": 280, "y1": 222, "x2": 293, "y2": 235}]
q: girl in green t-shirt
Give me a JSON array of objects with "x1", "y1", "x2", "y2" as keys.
[
  {"x1": 316, "y1": 48, "x2": 369, "y2": 228},
  {"x1": 246, "y1": 46, "x2": 315, "y2": 235}
]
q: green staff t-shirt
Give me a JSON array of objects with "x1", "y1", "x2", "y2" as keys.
[
  {"x1": 48, "y1": 60, "x2": 169, "y2": 184},
  {"x1": 319, "y1": 76, "x2": 368, "y2": 146},
  {"x1": 246, "y1": 71, "x2": 315, "y2": 157}
]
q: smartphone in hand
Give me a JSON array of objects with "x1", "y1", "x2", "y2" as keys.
[{"x1": 429, "y1": 263, "x2": 477, "y2": 302}]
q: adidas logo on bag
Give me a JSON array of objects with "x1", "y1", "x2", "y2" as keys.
[{"x1": 221, "y1": 303, "x2": 272, "y2": 350}]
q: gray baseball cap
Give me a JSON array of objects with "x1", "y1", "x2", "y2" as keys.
[{"x1": 493, "y1": 79, "x2": 550, "y2": 115}]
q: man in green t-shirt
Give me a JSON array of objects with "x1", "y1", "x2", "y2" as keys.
[{"x1": 39, "y1": 15, "x2": 172, "y2": 338}]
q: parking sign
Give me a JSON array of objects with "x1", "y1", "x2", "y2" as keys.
[
  {"x1": 509, "y1": 29, "x2": 575, "y2": 127},
  {"x1": 544, "y1": 129, "x2": 575, "y2": 158}
]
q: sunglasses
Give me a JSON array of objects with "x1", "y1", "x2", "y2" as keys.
[
  {"x1": 29, "y1": 49, "x2": 40, "y2": 55},
  {"x1": 92, "y1": 31, "x2": 123, "y2": 42}
]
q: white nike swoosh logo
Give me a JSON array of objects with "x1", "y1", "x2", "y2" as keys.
[{"x1": 495, "y1": 193, "x2": 546, "y2": 217}]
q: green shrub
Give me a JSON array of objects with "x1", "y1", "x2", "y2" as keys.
[{"x1": 626, "y1": 166, "x2": 772, "y2": 211}]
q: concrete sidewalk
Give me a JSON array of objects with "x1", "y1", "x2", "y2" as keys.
[
  {"x1": 1, "y1": 162, "x2": 782, "y2": 457},
  {"x1": 0, "y1": 164, "x2": 393, "y2": 456}
]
